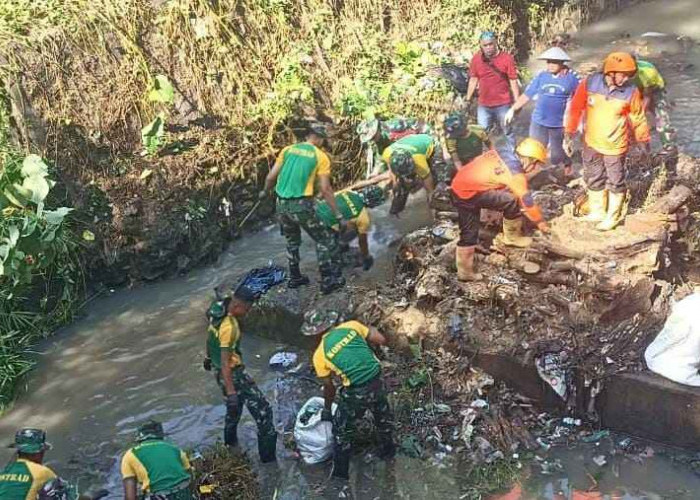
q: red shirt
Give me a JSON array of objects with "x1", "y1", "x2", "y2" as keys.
[{"x1": 470, "y1": 50, "x2": 517, "y2": 107}]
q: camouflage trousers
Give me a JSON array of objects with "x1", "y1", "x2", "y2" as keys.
[
  {"x1": 216, "y1": 367, "x2": 275, "y2": 445},
  {"x1": 333, "y1": 376, "x2": 394, "y2": 453},
  {"x1": 276, "y1": 198, "x2": 340, "y2": 270},
  {"x1": 650, "y1": 88, "x2": 676, "y2": 148},
  {"x1": 145, "y1": 484, "x2": 194, "y2": 500}
]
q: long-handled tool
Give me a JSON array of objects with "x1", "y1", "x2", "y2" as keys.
[{"x1": 237, "y1": 199, "x2": 262, "y2": 230}]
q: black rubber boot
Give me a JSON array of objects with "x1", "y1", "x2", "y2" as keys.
[
  {"x1": 258, "y1": 433, "x2": 277, "y2": 463},
  {"x1": 332, "y1": 450, "x2": 351, "y2": 479},
  {"x1": 287, "y1": 263, "x2": 310, "y2": 289},
  {"x1": 320, "y1": 265, "x2": 345, "y2": 295},
  {"x1": 378, "y1": 440, "x2": 396, "y2": 460}
]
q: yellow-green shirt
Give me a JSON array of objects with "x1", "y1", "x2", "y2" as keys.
[
  {"x1": 207, "y1": 316, "x2": 243, "y2": 370},
  {"x1": 313, "y1": 320, "x2": 381, "y2": 387},
  {"x1": 381, "y1": 134, "x2": 437, "y2": 179},
  {"x1": 121, "y1": 440, "x2": 191, "y2": 494},
  {"x1": 274, "y1": 142, "x2": 331, "y2": 198},
  {"x1": 0, "y1": 459, "x2": 56, "y2": 500}
]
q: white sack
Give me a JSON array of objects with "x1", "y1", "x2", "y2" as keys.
[{"x1": 294, "y1": 397, "x2": 337, "y2": 464}]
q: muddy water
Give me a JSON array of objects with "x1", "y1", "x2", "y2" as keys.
[{"x1": 3, "y1": 0, "x2": 700, "y2": 498}]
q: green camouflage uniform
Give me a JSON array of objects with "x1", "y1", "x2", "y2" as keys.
[
  {"x1": 209, "y1": 316, "x2": 275, "y2": 448},
  {"x1": 216, "y1": 368, "x2": 275, "y2": 446},
  {"x1": 312, "y1": 321, "x2": 394, "y2": 456},
  {"x1": 369, "y1": 118, "x2": 434, "y2": 176},
  {"x1": 334, "y1": 378, "x2": 393, "y2": 454},
  {"x1": 277, "y1": 198, "x2": 339, "y2": 269},
  {"x1": 274, "y1": 142, "x2": 341, "y2": 273}
]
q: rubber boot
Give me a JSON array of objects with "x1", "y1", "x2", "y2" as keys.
[
  {"x1": 378, "y1": 440, "x2": 396, "y2": 460},
  {"x1": 332, "y1": 449, "x2": 351, "y2": 479},
  {"x1": 582, "y1": 189, "x2": 607, "y2": 222},
  {"x1": 287, "y1": 263, "x2": 310, "y2": 288},
  {"x1": 455, "y1": 245, "x2": 482, "y2": 281},
  {"x1": 320, "y1": 264, "x2": 345, "y2": 295},
  {"x1": 502, "y1": 217, "x2": 533, "y2": 248},
  {"x1": 596, "y1": 191, "x2": 625, "y2": 231},
  {"x1": 258, "y1": 433, "x2": 277, "y2": 463}
]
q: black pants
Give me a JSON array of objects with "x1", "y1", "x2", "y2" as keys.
[
  {"x1": 452, "y1": 190, "x2": 520, "y2": 246},
  {"x1": 582, "y1": 144, "x2": 626, "y2": 193}
]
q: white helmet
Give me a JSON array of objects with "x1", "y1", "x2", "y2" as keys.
[{"x1": 537, "y1": 47, "x2": 572, "y2": 62}]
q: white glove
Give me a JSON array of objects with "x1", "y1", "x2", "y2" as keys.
[{"x1": 504, "y1": 107, "x2": 516, "y2": 125}]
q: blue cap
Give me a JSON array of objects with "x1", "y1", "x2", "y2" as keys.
[{"x1": 480, "y1": 31, "x2": 496, "y2": 41}]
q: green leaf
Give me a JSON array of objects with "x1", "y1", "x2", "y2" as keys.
[
  {"x1": 82, "y1": 230, "x2": 95, "y2": 241},
  {"x1": 44, "y1": 207, "x2": 73, "y2": 225},
  {"x1": 141, "y1": 115, "x2": 165, "y2": 155},
  {"x1": 147, "y1": 75, "x2": 174, "y2": 104},
  {"x1": 7, "y1": 226, "x2": 19, "y2": 247},
  {"x1": 21, "y1": 175, "x2": 50, "y2": 204},
  {"x1": 20, "y1": 154, "x2": 49, "y2": 178},
  {"x1": 0, "y1": 244, "x2": 9, "y2": 260},
  {"x1": 3, "y1": 187, "x2": 28, "y2": 208}
]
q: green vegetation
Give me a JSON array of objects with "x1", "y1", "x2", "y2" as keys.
[{"x1": 0, "y1": 123, "x2": 83, "y2": 408}]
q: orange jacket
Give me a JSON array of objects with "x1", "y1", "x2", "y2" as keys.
[
  {"x1": 565, "y1": 73, "x2": 650, "y2": 156},
  {"x1": 451, "y1": 150, "x2": 544, "y2": 223}
]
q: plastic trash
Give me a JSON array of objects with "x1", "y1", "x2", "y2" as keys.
[
  {"x1": 293, "y1": 397, "x2": 337, "y2": 464},
  {"x1": 536, "y1": 353, "x2": 568, "y2": 399},
  {"x1": 269, "y1": 352, "x2": 298, "y2": 369},
  {"x1": 644, "y1": 293, "x2": 700, "y2": 386}
]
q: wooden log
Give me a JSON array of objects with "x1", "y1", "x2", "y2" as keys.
[{"x1": 648, "y1": 185, "x2": 693, "y2": 214}]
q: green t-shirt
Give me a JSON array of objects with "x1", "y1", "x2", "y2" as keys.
[
  {"x1": 446, "y1": 125, "x2": 489, "y2": 164},
  {"x1": 274, "y1": 142, "x2": 331, "y2": 199},
  {"x1": 0, "y1": 459, "x2": 56, "y2": 500},
  {"x1": 207, "y1": 316, "x2": 243, "y2": 370},
  {"x1": 315, "y1": 191, "x2": 365, "y2": 228},
  {"x1": 121, "y1": 440, "x2": 191, "y2": 494},
  {"x1": 313, "y1": 321, "x2": 380, "y2": 387}
]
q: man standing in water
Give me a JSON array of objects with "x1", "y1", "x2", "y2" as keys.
[
  {"x1": 203, "y1": 286, "x2": 277, "y2": 462},
  {"x1": 121, "y1": 420, "x2": 193, "y2": 500},
  {"x1": 0, "y1": 429, "x2": 56, "y2": 500},
  {"x1": 260, "y1": 122, "x2": 346, "y2": 294},
  {"x1": 466, "y1": 31, "x2": 520, "y2": 153},
  {"x1": 305, "y1": 310, "x2": 395, "y2": 480}
]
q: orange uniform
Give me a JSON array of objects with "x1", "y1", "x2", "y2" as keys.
[
  {"x1": 565, "y1": 73, "x2": 650, "y2": 156},
  {"x1": 451, "y1": 150, "x2": 543, "y2": 223}
]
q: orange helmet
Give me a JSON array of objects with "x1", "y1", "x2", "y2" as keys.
[{"x1": 603, "y1": 52, "x2": 637, "y2": 74}]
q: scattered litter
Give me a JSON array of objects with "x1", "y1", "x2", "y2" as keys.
[
  {"x1": 562, "y1": 417, "x2": 582, "y2": 426},
  {"x1": 592, "y1": 454, "x2": 607, "y2": 467},
  {"x1": 581, "y1": 430, "x2": 610, "y2": 443},
  {"x1": 536, "y1": 353, "x2": 569, "y2": 400},
  {"x1": 269, "y1": 351, "x2": 298, "y2": 369}
]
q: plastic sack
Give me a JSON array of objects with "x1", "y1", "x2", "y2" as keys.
[
  {"x1": 294, "y1": 397, "x2": 337, "y2": 464},
  {"x1": 645, "y1": 293, "x2": 700, "y2": 386}
]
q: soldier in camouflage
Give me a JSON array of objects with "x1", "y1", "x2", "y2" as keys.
[
  {"x1": 357, "y1": 117, "x2": 434, "y2": 177},
  {"x1": 261, "y1": 123, "x2": 345, "y2": 295},
  {"x1": 304, "y1": 310, "x2": 395, "y2": 480},
  {"x1": 203, "y1": 286, "x2": 277, "y2": 463}
]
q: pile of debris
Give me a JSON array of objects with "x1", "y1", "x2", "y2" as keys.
[
  {"x1": 191, "y1": 444, "x2": 260, "y2": 500},
  {"x1": 352, "y1": 154, "x2": 700, "y2": 457}
]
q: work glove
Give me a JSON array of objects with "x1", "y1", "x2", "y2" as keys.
[
  {"x1": 258, "y1": 189, "x2": 268, "y2": 201},
  {"x1": 563, "y1": 133, "x2": 575, "y2": 158},
  {"x1": 203, "y1": 357, "x2": 212, "y2": 372},
  {"x1": 225, "y1": 393, "x2": 239, "y2": 412},
  {"x1": 321, "y1": 409, "x2": 333, "y2": 422},
  {"x1": 362, "y1": 255, "x2": 374, "y2": 271},
  {"x1": 537, "y1": 221, "x2": 551, "y2": 234},
  {"x1": 504, "y1": 107, "x2": 516, "y2": 125}
]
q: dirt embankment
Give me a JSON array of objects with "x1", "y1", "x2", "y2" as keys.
[{"x1": 1, "y1": 0, "x2": 640, "y2": 287}]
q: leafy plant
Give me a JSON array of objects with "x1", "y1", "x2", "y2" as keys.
[{"x1": 141, "y1": 113, "x2": 165, "y2": 156}]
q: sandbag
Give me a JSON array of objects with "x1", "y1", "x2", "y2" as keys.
[
  {"x1": 294, "y1": 397, "x2": 337, "y2": 464},
  {"x1": 644, "y1": 293, "x2": 700, "y2": 386}
]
